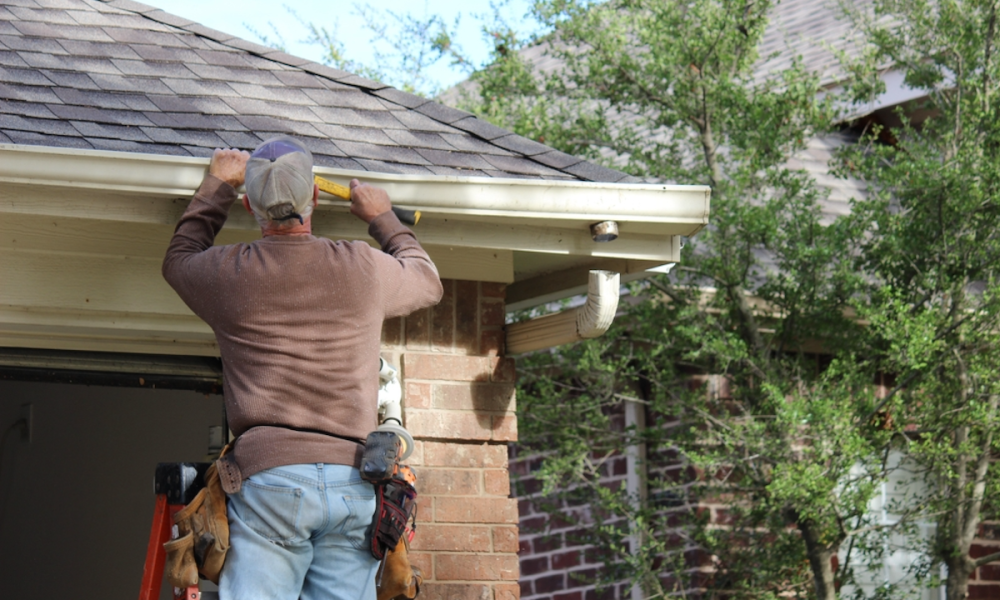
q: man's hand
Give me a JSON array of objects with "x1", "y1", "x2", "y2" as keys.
[
  {"x1": 208, "y1": 148, "x2": 251, "y2": 189},
  {"x1": 349, "y1": 179, "x2": 392, "y2": 223}
]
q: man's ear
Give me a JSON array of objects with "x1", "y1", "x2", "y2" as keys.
[
  {"x1": 242, "y1": 194, "x2": 253, "y2": 214},
  {"x1": 312, "y1": 183, "x2": 319, "y2": 208}
]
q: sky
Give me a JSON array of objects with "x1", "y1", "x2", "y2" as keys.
[{"x1": 142, "y1": 0, "x2": 541, "y2": 92}]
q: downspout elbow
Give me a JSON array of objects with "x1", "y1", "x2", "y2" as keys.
[
  {"x1": 576, "y1": 270, "x2": 620, "y2": 338},
  {"x1": 504, "y1": 270, "x2": 621, "y2": 354}
]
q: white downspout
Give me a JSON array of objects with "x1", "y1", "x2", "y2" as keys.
[{"x1": 505, "y1": 271, "x2": 621, "y2": 355}]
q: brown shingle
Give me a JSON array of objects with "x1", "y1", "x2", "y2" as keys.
[
  {"x1": 480, "y1": 154, "x2": 568, "y2": 178},
  {"x1": 0, "y1": 81, "x2": 62, "y2": 103},
  {"x1": 139, "y1": 125, "x2": 225, "y2": 147},
  {"x1": 388, "y1": 110, "x2": 454, "y2": 133},
  {"x1": 491, "y1": 134, "x2": 551, "y2": 156},
  {"x1": 103, "y1": 27, "x2": 188, "y2": 48},
  {"x1": 161, "y1": 78, "x2": 239, "y2": 97},
  {"x1": 439, "y1": 132, "x2": 515, "y2": 155},
  {"x1": 532, "y1": 150, "x2": 584, "y2": 169},
  {"x1": 336, "y1": 74, "x2": 387, "y2": 90},
  {"x1": 70, "y1": 119, "x2": 151, "y2": 141},
  {"x1": 352, "y1": 109, "x2": 405, "y2": 129},
  {"x1": 20, "y1": 53, "x2": 121, "y2": 75},
  {"x1": 21, "y1": 22, "x2": 116, "y2": 42},
  {"x1": 4, "y1": 129, "x2": 93, "y2": 148},
  {"x1": 299, "y1": 62, "x2": 352, "y2": 80},
  {"x1": 0, "y1": 98, "x2": 56, "y2": 119},
  {"x1": 0, "y1": 21, "x2": 21, "y2": 36},
  {"x1": 0, "y1": 35, "x2": 68, "y2": 55},
  {"x1": 143, "y1": 112, "x2": 247, "y2": 131},
  {"x1": 302, "y1": 88, "x2": 386, "y2": 110},
  {"x1": 146, "y1": 94, "x2": 234, "y2": 114},
  {"x1": 52, "y1": 87, "x2": 156, "y2": 110},
  {"x1": 333, "y1": 140, "x2": 431, "y2": 165},
  {"x1": 414, "y1": 101, "x2": 472, "y2": 124},
  {"x1": 425, "y1": 165, "x2": 491, "y2": 177},
  {"x1": 413, "y1": 148, "x2": 495, "y2": 170},
  {"x1": 104, "y1": 0, "x2": 159, "y2": 14},
  {"x1": 233, "y1": 114, "x2": 293, "y2": 133},
  {"x1": 562, "y1": 160, "x2": 630, "y2": 183},
  {"x1": 142, "y1": 9, "x2": 194, "y2": 28},
  {"x1": 186, "y1": 64, "x2": 284, "y2": 86},
  {"x1": 194, "y1": 49, "x2": 254, "y2": 68},
  {"x1": 90, "y1": 73, "x2": 172, "y2": 94},
  {"x1": 128, "y1": 44, "x2": 205, "y2": 63},
  {"x1": 58, "y1": 39, "x2": 141, "y2": 59},
  {"x1": 41, "y1": 69, "x2": 97, "y2": 89},
  {"x1": 216, "y1": 130, "x2": 264, "y2": 149},
  {"x1": 450, "y1": 116, "x2": 510, "y2": 141},
  {"x1": 271, "y1": 70, "x2": 327, "y2": 89},
  {"x1": 222, "y1": 97, "x2": 318, "y2": 123},
  {"x1": 353, "y1": 158, "x2": 434, "y2": 175},
  {"x1": 297, "y1": 136, "x2": 347, "y2": 157},
  {"x1": 0, "y1": 65, "x2": 53, "y2": 86},
  {"x1": 227, "y1": 82, "x2": 314, "y2": 105},
  {"x1": 111, "y1": 58, "x2": 196, "y2": 78},
  {"x1": 383, "y1": 129, "x2": 457, "y2": 151},
  {"x1": 312, "y1": 123, "x2": 397, "y2": 146},
  {"x1": 372, "y1": 87, "x2": 430, "y2": 109},
  {"x1": 8, "y1": 6, "x2": 79, "y2": 25},
  {"x1": 0, "y1": 112, "x2": 77, "y2": 135},
  {"x1": 48, "y1": 104, "x2": 154, "y2": 126},
  {"x1": 182, "y1": 24, "x2": 236, "y2": 43}
]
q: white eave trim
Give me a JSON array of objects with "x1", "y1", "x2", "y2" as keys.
[{"x1": 0, "y1": 145, "x2": 711, "y2": 261}]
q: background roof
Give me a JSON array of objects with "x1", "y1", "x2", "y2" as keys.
[{"x1": 0, "y1": 0, "x2": 637, "y2": 183}]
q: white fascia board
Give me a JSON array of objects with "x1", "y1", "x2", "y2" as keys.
[{"x1": 0, "y1": 145, "x2": 711, "y2": 262}]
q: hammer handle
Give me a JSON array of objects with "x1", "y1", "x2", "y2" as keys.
[{"x1": 314, "y1": 176, "x2": 420, "y2": 226}]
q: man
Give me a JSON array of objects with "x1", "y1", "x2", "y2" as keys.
[{"x1": 162, "y1": 136, "x2": 443, "y2": 600}]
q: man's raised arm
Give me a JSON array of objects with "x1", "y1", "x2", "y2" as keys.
[{"x1": 162, "y1": 148, "x2": 250, "y2": 306}]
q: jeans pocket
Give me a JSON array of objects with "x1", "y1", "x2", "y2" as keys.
[
  {"x1": 238, "y1": 477, "x2": 304, "y2": 545},
  {"x1": 340, "y1": 494, "x2": 376, "y2": 551}
]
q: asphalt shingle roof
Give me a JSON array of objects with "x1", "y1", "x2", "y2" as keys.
[{"x1": 0, "y1": 0, "x2": 637, "y2": 182}]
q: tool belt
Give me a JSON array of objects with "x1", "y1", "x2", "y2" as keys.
[
  {"x1": 360, "y1": 430, "x2": 418, "y2": 560},
  {"x1": 368, "y1": 465, "x2": 418, "y2": 560},
  {"x1": 163, "y1": 444, "x2": 232, "y2": 587}
]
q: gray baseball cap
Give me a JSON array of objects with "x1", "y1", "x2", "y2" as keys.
[{"x1": 244, "y1": 136, "x2": 315, "y2": 224}]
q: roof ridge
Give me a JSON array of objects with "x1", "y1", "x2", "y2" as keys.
[{"x1": 96, "y1": 0, "x2": 630, "y2": 182}]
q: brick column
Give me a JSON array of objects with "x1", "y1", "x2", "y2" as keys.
[{"x1": 382, "y1": 280, "x2": 520, "y2": 600}]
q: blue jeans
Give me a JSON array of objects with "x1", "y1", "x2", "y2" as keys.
[{"x1": 219, "y1": 464, "x2": 380, "y2": 600}]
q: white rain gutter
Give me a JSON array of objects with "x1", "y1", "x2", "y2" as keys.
[
  {"x1": 505, "y1": 271, "x2": 621, "y2": 355},
  {"x1": 0, "y1": 145, "x2": 710, "y2": 262}
]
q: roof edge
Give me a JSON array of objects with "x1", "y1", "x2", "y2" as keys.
[{"x1": 0, "y1": 144, "x2": 710, "y2": 229}]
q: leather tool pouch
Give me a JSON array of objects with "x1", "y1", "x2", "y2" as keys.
[
  {"x1": 368, "y1": 466, "x2": 418, "y2": 560},
  {"x1": 163, "y1": 445, "x2": 232, "y2": 587}
]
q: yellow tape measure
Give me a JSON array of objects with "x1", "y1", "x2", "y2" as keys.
[{"x1": 314, "y1": 175, "x2": 420, "y2": 226}]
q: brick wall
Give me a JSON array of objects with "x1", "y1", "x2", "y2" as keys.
[
  {"x1": 381, "y1": 279, "x2": 520, "y2": 600},
  {"x1": 970, "y1": 525, "x2": 1000, "y2": 599},
  {"x1": 513, "y1": 440, "x2": 634, "y2": 600}
]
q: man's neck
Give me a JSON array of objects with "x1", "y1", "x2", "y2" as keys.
[{"x1": 261, "y1": 218, "x2": 313, "y2": 237}]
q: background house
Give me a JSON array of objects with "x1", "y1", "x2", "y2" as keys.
[
  {"x1": 0, "y1": 1, "x2": 709, "y2": 599},
  {"x1": 501, "y1": 1, "x2": 1000, "y2": 599}
]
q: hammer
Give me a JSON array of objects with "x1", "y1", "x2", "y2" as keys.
[{"x1": 314, "y1": 175, "x2": 421, "y2": 226}]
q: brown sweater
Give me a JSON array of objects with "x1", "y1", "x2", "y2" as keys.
[{"x1": 163, "y1": 175, "x2": 443, "y2": 479}]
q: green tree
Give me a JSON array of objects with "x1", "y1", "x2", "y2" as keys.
[
  {"x1": 464, "y1": 1, "x2": 901, "y2": 598},
  {"x1": 837, "y1": 2, "x2": 1000, "y2": 599}
]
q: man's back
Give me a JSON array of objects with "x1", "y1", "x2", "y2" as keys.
[{"x1": 161, "y1": 139, "x2": 442, "y2": 600}]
